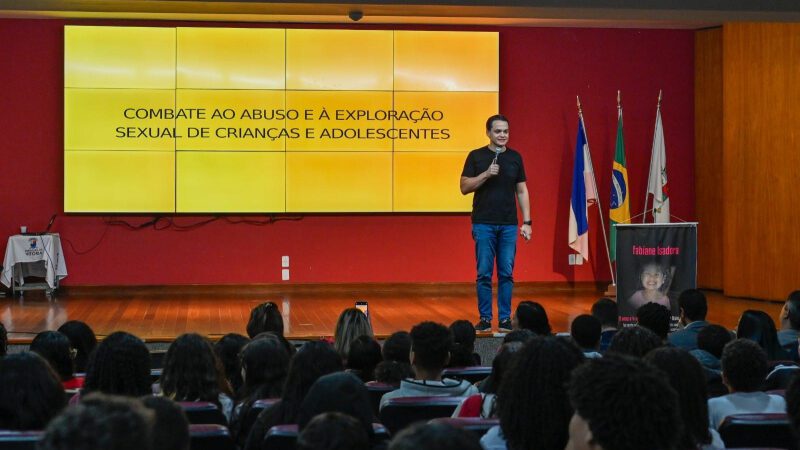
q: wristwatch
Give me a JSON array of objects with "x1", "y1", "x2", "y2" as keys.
[{"x1": 523, "y1": 220, "x2": 532, "y2": 225}]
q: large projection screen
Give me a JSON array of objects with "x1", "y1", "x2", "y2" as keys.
[{"x1": 64, "y1": 26, "x2": 499, "y2": 213}]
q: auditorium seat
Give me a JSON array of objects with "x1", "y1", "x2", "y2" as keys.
[
  {"x1": 365, "y1": 381, "x2": 398, "y2": 416},
  {"x1": 0, "y1": 430, "x2": 43, "y2": 450},
  {"x1": 150, "y1": 349, "x2": 167, "y2": 369},
  {"x1": 189, "y1": 424, "x2": 235, "y2": 450},
  {"x1": 178, "y1": 401, "x2": 227, "y2": 425},
  {"x1": 379, "y1": 396, "x2": 465, "y2": 435},
  {"x1": 718, "y1": 413, "x2": 797, "y2": 450},
  {"x1": 429, "y1": 417, "x2": 499, "y2": 438},
  {"x1": 442, "y1": 366, "x2": 491, "y2": 384},
  {"x1": 236, "y1": 398, "x2": 280, "y2": 440},
  {"x1": 263, "y1": 423, "x2": 390, "y2": 450}
]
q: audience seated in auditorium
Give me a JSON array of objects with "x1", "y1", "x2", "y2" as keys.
[
  {"x1": 570, "y1": 314, "x2": 602, "y2": 358},
  {"x1": 379, "y1": 321, "x2": 478, "y2": 410},
  {"x1": 30, "y1": 330, "x2": 83, "y2": 389},
  {"x1": 247, "y1": 302, "x2": 295, "y2": 356},
  {"x1": 606, "y1": 326, "x2": 662, "y2": 358},
  {"x1": 244, "y1": 340, "x2": 344, "y2": 450},
  {"x1": 707, "y1": 338, "x2": 786, "y2": 429},
  {"x1": 230, "y1": 333, "x2": 290, "y2": 448},
  {"x1": 456, "y1": 341, "x2": 524, "y2": 417},
  {"x1": 334, "y1": 307, "x2": 374, "y2": 363},
  {"x1": 566, "y1": 354, "x2": 681, "y2": 450},
  {"x1": 346, "y1": 335, "x2": 383, "y2": 382},
  {"x1": 375, "y1": 331, "x2": 414, "y2": 385},
  {"x1": 737, "y1": 309, "x2": 790, "y2": 360},
  {"x1": 389, "y1": 422, "x2": 482, "y2": 450},
  {"x1": 160, "y1": 333, "x2": 234, "y2": 421},
  {"x1": 482, "y1": 336, "x2": 584, "y2": 450},
  {"x1": 591, "y1": 298, "x2": 618, "y2": 353},
  {"x1": 448, "y1": 320, "x2": 481, "y2": 366},
  {"x1": 141, "y1": 396, "x2": 190, "y2": 450},
  {"x1": 512, "y1": 301, "x2": 552, "y2": 336},
  {"x1": 0, "y1": 352, "x2": 67, "y2": 430},
  {"x1": 57, "y1": 320, "x2": 96, "y2": 373},
  {"x1": 785, "y1": 371, "x2": 800, "y2": 448},
  {"x1": 39, "y1": 393, "x2": 154, "y2": 450},
  {"x1": 645, "y1": 347, "x2": 724, "y2": 449},
  {"x1": 297, "y1": 412, "x2": 370, "y2": 450},
  {"x1": 778, "y1": 290, "x2": 800, "y2": 361},
  {"x1": 635, "y1": 302, "x2": 671, "y2": 342},
  {"x1": 297, "y1": 373, "x2": 377, "y2": 447},
  {"x1": 213, "y1": 333, "x2": 250, "y2": 398},
  {"x1": 668, "y1": 289, "x2": 710, "y2": 351},
  {"x1": 82, "y1": 331, "x2": 152, "y2": 399}
]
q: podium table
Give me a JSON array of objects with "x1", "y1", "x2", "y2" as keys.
[{"x1": 1, "y1": 234, "x2": 67, "y2": 295}]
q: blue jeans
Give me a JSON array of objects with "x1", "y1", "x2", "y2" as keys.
[{"x1": 472, "y1": 224, "x2": 517, "y2": 321}]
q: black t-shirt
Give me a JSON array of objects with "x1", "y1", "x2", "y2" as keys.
[{"x1": 461, "y1": 146, "x2": 527, "y2": 225}]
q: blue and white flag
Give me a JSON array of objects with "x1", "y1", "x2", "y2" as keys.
[{"x1": 569, "y1": 118, "x2": 598, "y2": 261}]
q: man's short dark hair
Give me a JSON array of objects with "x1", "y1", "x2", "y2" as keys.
[
  {"x1": 591, "y1": 298, "x2": 618, "y2": 328},
  {"x1": 636, "y1": 303, "x2": 671, "y2": 340},
  {"x1": 297, "y1": 412, "x2": 369, "y2": 450},
  {"x1": 571, "y1": 315, "x2": 601, "y2": 350},
  {"x1": 678, "y1": 289, "x2": 708, "y2": 322},
  {"x1": 787, "y1": 291, "x2": 800, "y2": 330},
  {"x1": 568, "y1": 354, "x2": 682, "y2": 450},
  {"x1": 410, "y1": 322, "x2": 452, "y2": 372},
  {"x1": 721, "y1": 339, "x2": 768, "y2": 392},
  {"x1": 485, "y1": 114, "x2": 509, "y2": 132},
  {"x1": 382, "y1": 331, "x2": 411, "y2": 364},
  {"x1": 697, "y1": 324, "x2": 733, "y2": 359},
  {"x1": 607, "y1": 326, "x2": 662, "y2": 358},
  {"x1": 388, "y1": 422, "x2": 482, "y2": 450}
]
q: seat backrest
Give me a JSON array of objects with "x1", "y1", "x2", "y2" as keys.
[
  {"x1": 0, "y1": 430, "x2": 44, "y2": 450},
  {"x1": 718, "y1": 413, "x2": 797, "y2": 450},
  {"x1": 365, "y1": 381, "x2": 398, "y2": 416},
  {"x1": 429, "y1": 417, "x2": 499, "y2": 438},
  {"x1": 189, "y1": 424, "x2": 235, "y2": 450},
  {"x1": 442, "y1": 366, "x2": 492, "y2": 384},
  {"x1": 179, "y1": 401, "x2": 228, "y2": 425},
  {"x1": 264, "y1": 423, "x2": 390, "y2": 450},
  {"x1": 379, "y1": 396, "x2": 465, "y2": 435}
]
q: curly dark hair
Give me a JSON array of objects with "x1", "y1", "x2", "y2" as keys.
[
  {"x1": 141, "y1": 396, "x2": 190, "y2": 450},
  {"x1": 213, "y1": 333, "x2": 250, "y2": 398},
  {"x1": 480, "y1": 341, "x2": 523, "y2": 394},
  {"x1": 58, "y1": 320, "x2": 97, "y2": 373},
  {"x1": 497, "y1": 336, "x2": 584, "y2": 450},
  {"x1": 83, "y1": 331, "x2": 152, "y2": 397},
  {"x1": 721, "y1": 338, "x2": 768, "y2": 392},
  {"x1": 382, "y1": 331, "x2": 411, "y2": 364},
  {"x1": 389, "y1": 422, "x2": 482, "y2": 450},
  {"x1": 736, "y1": 309, "x2": 785, "y2": 360},
  {"x1": 636, "y1": 302, "x2": 671, "y2": 340},
  {"x1": 410, "y1": 321, "x2": 452, "y2": 372},
  {"x1": 0, "y1": 352, "x2": 67, "y2": 430},
  {"x1": 30, "y1": 330, "x2": 75, "y2": 381},
  {"x1": 161, "y1": 333, "x2": 229, "y2": 406},
  {"x1": 570, "y1": 314, "x2": 601, "y2": 350},
  {"x1": 697, "y1": 324, "x2": 733, "y2": 359},
  {"x1": 247, "y1": 301, "x2": 285, "y2": 338},
  {"x1": 568, "y1": 354, "x2": 682, "y2": 450},
  {"x1": 39, "y1": 393, "x2": 154, "y2": 450},
  {"x1": 514, "y1": 301, "x2": 551, "y2": 335},
  {"x1": 607, "y1": 326, "x2": 662, "y2": 358},
  {"x1": 374, "y1": 360, "x2": 414, "y2": 385},
  {"x1": 346, "y1": 335, "x2": 382, "y2": 382},
  {"x1": 645, "y1": 347, "x2": 712, "y2": 449},
  {"x1": 677, "y1": 289, "x2": 707, "y2": 322},
  {"x1": 591, "y1": 297, "x2": 618, "y2": 328}
]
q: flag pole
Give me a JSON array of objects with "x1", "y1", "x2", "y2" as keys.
[
  {"x1": 642, "y1": 90, "x2": 663, "y2": 223},
  {"x1": 577, "y1": 96, "x2": 616, "y2": 286}
]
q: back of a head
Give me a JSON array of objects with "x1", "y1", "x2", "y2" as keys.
[
  {"x1": 247, "y1": 301, "x2": 285, "y2": 338},
  {"x1": 482, "y1": 340, "x2": 524, "y2": 394},
  {"x1": 345, "y1": 335, "x2": 382, "y2": 381},
  {"x1": 409, "y1": 321, "x2": 452, "y2": 373},
  {"x1": 785, "y1": 371, "x2": 800, "y2": 444},
  {"x1": 697, "y1": 324, "x2": 733, "y2": 359},
  {"x1": 607, "y1": 326, "x2": 662, "y2": 358},
  {"x1": 39, "y1": 393, "x2": 154, "y2": 450},
  {"x1": 636, "y1": 303, "x2": 671, "y2": 340},
  {"x1": 515, "y1": 301, "x2": 552, "y2": 335},
  {"x1": 382, "y1": 331, "x2": 411, "y2": 364},
  {"x1": 721, "y1": 338, "x2": 768, "y2": 392},
  {"x1": 240, "y1": 335, "x2": 290, "y2": 398},
  {"x1": 84, "y1": 331, "x2": 152, "y2": 397},
  {"x1": 449, "y1": 320, "x2": 476, "y2": 349},
  {"x1": 297, "y1": 412, "x2": 369, "y2": 450},
  {"x1": 498, "y1": 336, "x2": 584, "y2": 450},
  {"x1": 388, "y1": 422, "x2": 482, "y2": 450},
  {"x1": 141, "y1": 396, "x2": 190, "y2": 450},
  {"x1": 334, "y1": 308, "x2": 373, "y2": 360},
  {"x1": 570, "y1": 315, "x2": 602, "y2": 350},
  {"x1": 57, "y1": 320, "x2": 97, "y2": 373},
  {"x1": 737, "y1": 309, "x2": 782, "y2": 359},
  {"x1": 568, "y1": 354, "x2": 681, "y2": 450},
  {"x1": 30, "y1": 330, "x2": 75, "y2": 381},
  {"x1": 644, "y1": 347, "x2": 711, "y2": 448},
  {"x1": 213, "y1": 333, "x2": 250, "y2": 396},
  {"x1": 502, "y1": 328, "x2": 535, "y2": 344},
  {"x1": 297, "y1": 372, "x2": 374, "y2": 440},
  {"x1": 283, "y1": 341, "x2": 344, "y2": 407},
  {"x1": 591, "y1": 298, "x2": 619, "y2": 328},
  {"x1": 162, "y1": 333, "x2": 224, "y2": 402},
  {"x1": 374, "y1": 360, "x2": 414, "y2": 385},
  {"x1": 678, "y1": 289, "x2": 708, "y2": 322},
  {"x1": 0, "y1": 352, "x2": 66, "y2": 430},
  {"x1": 787, "y1": 291, "x2": 800, "y2": 331}
]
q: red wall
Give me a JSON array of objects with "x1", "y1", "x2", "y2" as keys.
[{"x1": 0, "y1": 19, "x2": 695, "y2": 285}]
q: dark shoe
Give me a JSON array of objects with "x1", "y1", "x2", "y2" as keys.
[
  {"x1": 498, "y1": 319, "x2": 512, "y2": 332},
  {"x1": 475, "y1": 319, "x2": 492, "y2": 332}
]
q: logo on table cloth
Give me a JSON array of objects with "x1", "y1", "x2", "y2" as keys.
[
  {"x1": 25, "y1": 238, "x2": 43, "y2": 257},
  {"x1": 29, "y1": 239, "x2": 37, "y2": 249}
]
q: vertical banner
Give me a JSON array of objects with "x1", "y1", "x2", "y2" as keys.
[{"x1": 616, "y1": 223, "x2": 697, "y2": 329}]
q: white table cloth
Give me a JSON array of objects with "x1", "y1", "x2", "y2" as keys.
[{"x1": 1, "y1": 234, "x2": 67, "y2": 289}]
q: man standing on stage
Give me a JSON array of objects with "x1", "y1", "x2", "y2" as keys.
[{"x1": 460, "y1": 114, "x2": 531, "y2": 332}]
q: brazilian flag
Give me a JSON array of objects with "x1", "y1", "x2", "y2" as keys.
[{"x1": 609, "y1": 108, "x2": 630, "y2": 261}]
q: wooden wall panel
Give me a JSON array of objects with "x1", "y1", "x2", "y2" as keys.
[
  {"x1": 695, "y1": 28, "x2": 723, "y2": 289},
  {"x1": 722, "y1": 23, "x2": 800, "y2": 300}
]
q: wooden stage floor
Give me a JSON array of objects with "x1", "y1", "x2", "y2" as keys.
[{"x1": 0, "y1": 283, "x2": 784, "y2": 343}]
